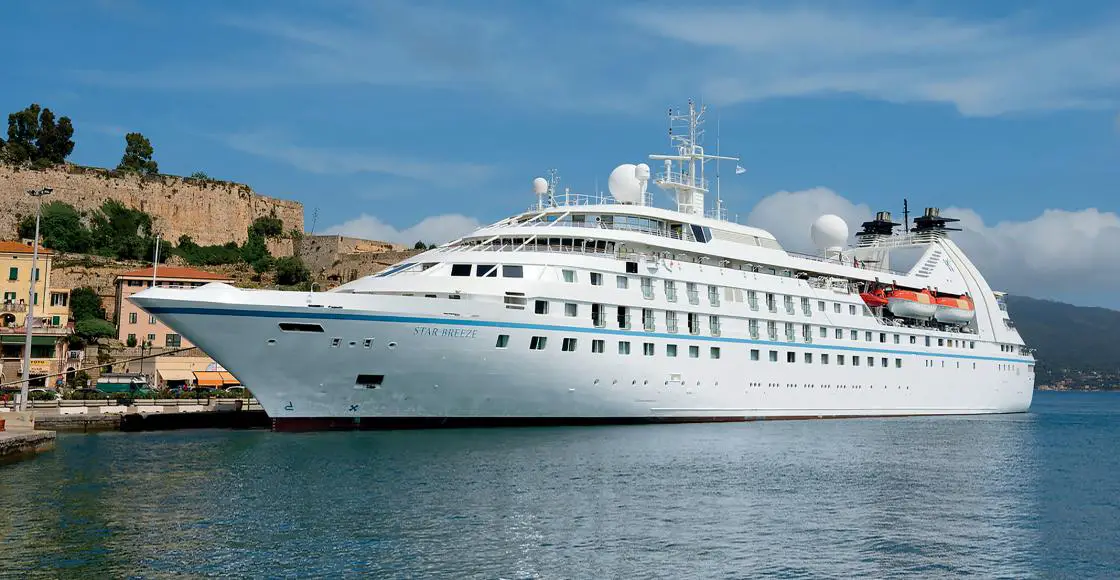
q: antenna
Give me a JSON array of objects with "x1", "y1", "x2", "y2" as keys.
[
  {"x1": 903, "y1": 199, "x2": 909, "y2": 233},
  {"x1": 649, "y1": 99, "x2": 739, "y2": 219},
  {"x1": 310, "y1": 207, "x2": 319, "y2": 236},
  {"x1": 716, "y1": 114, "x2": 722, "y2": 222}
]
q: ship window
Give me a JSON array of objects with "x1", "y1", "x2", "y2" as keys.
[
  {"x1": 849, "y1": 304, "x2": 857, "y2": 315},
  {"x1": 865, "y1": 331, "x2": 873, "y2": 342},
  {"x1": 769, "y1": 350, "x2": 778, "y2": 362},
  {"x1": 970, "y1": 341, "x2": 976, "y2": 349},
  {"x1": 535, "y1": 300, "x2": 549, "y2": 315},
  {"x1": 591, "y1": 272, "x2": 603, "y2": 286},
  {"x1": 530, "y1": 336, "x2": 548, "y2": 350},
  {"x1": 894, "y1": 334, "x2": 900, "y2": 344},
  {"x1": 881, "y1": 357, "x2": 888, "y2": 367},
  {"x1": 833, "y1": 303, "x2": 841, "y2": 314},
  {"x1": 592, "y1": 339, "x2": 605, "y2": 354},
  {"x1": 818, "y1": 300, "x2": 825, "y2": 311},
  {"x1": 667, "y1": 344, "x2": 678, "y2": 357},
  {"x1": 866, "y1": 357, "x2": 873, "y2": 367},
  {"x1": 787, "y1": 352, "x2": 795, "y2": 363},
  {"x1": 617, "y1": 275, "x2": 629, "y2": 289},
  {"x1": 644, "y1": 342, "x2": 655, "y2": 356},
  {"x1": 278, "y1": 323, "x2": 324, "y2": 333},
  {"x1": 689, "y1": 345, "x2": 700, "y2": 358},
  {"x1": 804, "y1": 352, "x2": 812, "y2": 364},
  {"x1": 838, "y1": 355, "x2": 845, "y2": 365},
  {"x1": 910, "y1": 335, "x2": 916, "y2": 344},
  {"x1": 330, "y1": 337, "x2": 341, "y2": 348},
  {"x1": 938, "y1": 338, "x2": 944, "y2": 346},
  {"x1": 504, "y1": 292, "x2": 526, "y2": 309},
  {"x1": 710, "y1": 347, "x2": 721, "y2": 359},
  {"x1": 853, "y1": 357, "x2": 860, "y2": 366},
  {"x1": 880, "y1": 333, "x2": 887, "y2": 343},
  {"x1": 562, "y1": 269, "x2": 576, "y2": 283},
  {"x1": 477, "y1": 264, "x2": 498, "y2": 277},
  {"x1": 496, "y1": 334, "x2": 509, "y2": 348},
  {"x1": 451, "y1": 264, "x2": 471, "y2": 277},
  {"x1": 618, "y1": 306, "x2": 631, "y2": 329},
  {"x1": 835, "y1": 328, "x2": 843, "y2": 339},
  {"x1": 850, "y1": 330, "x2": 858, "y2": 340},
  {"x1": 625, "y1": 262, "x2": 639, "y2": 274},
  {"x1": 565, "y1": 303, "x2": 578, "y2": 317},
  {"x1": 502, "y1": 265, "x2": 523, "y2": 278},
  {"x1": 355, "y1": 374, "x2": 384, "y2": 389},
  {"x1": 562, "y1": 338, "x2": 578, "y2": 352},
  {"x1": 822, "y1": 354, "x2": 829, "y2": 365},
  {"x1": 925, "y1": 336, "x2": 931, "y2": 347},
  {"x1": 750, "y1": 349, "x2": 759, "y2": 361},
  {"x1": 895, "y1": 358, "x2": 902, "y2": 368},
  {"x1": 619, "y1": 341, "x2": 631, "y2": 355},
  {"x1": 819, "y1": 327, "x2": 827, "y2": 338},
  {"x1": 363, "y1": 338, "x2": 373, "y2": 348}
]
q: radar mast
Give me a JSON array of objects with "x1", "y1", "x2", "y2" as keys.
[{"x1": 650, "y1": 99, "x2": 741, "y2": 219}]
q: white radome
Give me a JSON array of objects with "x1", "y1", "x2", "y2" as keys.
[
  {"x1": 532, "y1": 177, "x2": 549, "y2": 195},
  {"x1": 811, "y1": 214, "x2": 849, "y2": 251},
  {"x1": 608, "y1": 163, "x2": 642, "y2": 204}
]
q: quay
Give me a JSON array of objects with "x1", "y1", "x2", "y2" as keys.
[
  {"x1": 2, "y1": 398, "x2": 269, "y2": 434},
  {"x1": 0, "y1": 413, "x2": 56, "y2": 465}
]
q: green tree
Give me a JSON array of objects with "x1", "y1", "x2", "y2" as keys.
[
  {"x1": 189, "y1": 171, "x2": 210, "y2": 180},
  {"x1": 274, "y1": 256, "x2": 310, "y2": 286},
  {"x1": 70, "y1": 287, "x2": 106, "y2": 321},
  {"x1": 240, "y1": 231, "x2": 269, "y2": 265},
  {"x1": 249, "y1": 214, "x2": 284, "y2": 238},
  {"x1": 2, "y1": 104, "x2": 74, "y2": 166},
  {"x1": 126, "y1": 335, "x2": 137, "y2": 348},
  {"x1": 413, "y1": 241, "x2": 427, "y2": 250},
  {"x1": 89, "y1": 199, "x2": 155, "y2": 260},
  {"x1": 17, "y1": 201, "x2": 91, "y2": 253},
  {"x1": 116, "y1": 132, "x2": 158, "y2": 175},
  {"x1": 75, "y1": 318, "x2": 116, "y2": 342}
]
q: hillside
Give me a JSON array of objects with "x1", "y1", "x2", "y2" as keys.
[{"x1": 1007, "y1": 295, "x2": 1120, "y2": 389}]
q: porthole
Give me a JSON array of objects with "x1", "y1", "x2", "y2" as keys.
[
  {"x1": 266, "y1": 339, "x2": 277, "y2": 346},
  {"x1": 387, "y1": 341, "x2": 398, "y2": 350}
]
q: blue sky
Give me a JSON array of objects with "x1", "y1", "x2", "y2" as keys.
[{"x1": 4, "y1": 0, "x2": 1120, "y2": 305}]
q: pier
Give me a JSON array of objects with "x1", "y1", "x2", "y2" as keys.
[{"x1": 0, "y1": 412, "x2": 56, "y2": 464}]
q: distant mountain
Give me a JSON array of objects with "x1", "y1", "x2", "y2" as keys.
[{"x1": 1006, "y1": 295, "x2": 1120, "y2": 389}]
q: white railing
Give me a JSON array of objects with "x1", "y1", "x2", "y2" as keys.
[{"x1": 655, "y1": 171, "x2": 709, "y2": 192}]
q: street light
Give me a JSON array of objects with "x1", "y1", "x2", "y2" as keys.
[{"x1": 18, "y1": 187, "x2": 52, "y2": 412}]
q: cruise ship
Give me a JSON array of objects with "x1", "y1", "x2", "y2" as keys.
[{"x1": 132, "y1": 101, "x2": 1034, "y2": 430}]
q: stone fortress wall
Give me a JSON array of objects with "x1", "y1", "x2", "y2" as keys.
[{"x1": 0, "y1": 165, "x2": 304, "y2": 250}]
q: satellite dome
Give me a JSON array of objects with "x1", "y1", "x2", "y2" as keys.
[
  {"x1": 532, "y1": 177, "x2": 549, "y2": 195},
  {"x1": 634, "y1": 163, "x2": 650, "y2": 181},
  {"x1": 810, "y1": 214, "x2": 849, "y2": 251},
  {"x1": 608, "y1": 163, "x2": 642, "y2": 204}
]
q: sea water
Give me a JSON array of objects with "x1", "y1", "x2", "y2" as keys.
[{"x1": 1, "y1": 391, "x2": 1117, "y2": 578}]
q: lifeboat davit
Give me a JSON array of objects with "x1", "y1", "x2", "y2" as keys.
[
  {"x1": 934, "y1": 295, "x2": 975, "y2": 324},
  {"x1": 885, "y1": 289, "x2": 937, "y2": 320}
]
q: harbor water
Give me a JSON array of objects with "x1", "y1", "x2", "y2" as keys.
[{"x1": 1, "y1": 391, "x2": 1118, "y2": 578}]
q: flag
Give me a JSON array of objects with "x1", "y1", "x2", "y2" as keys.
[{"x1": 735, "y1": 164, "x2": 746, "y2": 175}]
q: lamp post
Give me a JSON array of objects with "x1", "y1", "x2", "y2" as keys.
[{"x1": 18, "y1": 187, "x2": 52, "y2": 411}]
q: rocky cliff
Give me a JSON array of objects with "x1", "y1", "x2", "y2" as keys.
[{"x1": 0, "y1": 165, "x2": 304, "y2": 248}]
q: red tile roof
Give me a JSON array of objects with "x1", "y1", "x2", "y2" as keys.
[
  {"x1": 117, "y1": 266, "x2": 232, "y2": 281},
  {"x1": 0, "y1": 241, "x2": 52, "y2": 255}
]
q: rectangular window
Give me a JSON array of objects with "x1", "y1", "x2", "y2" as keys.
[
  {"x1": 835, "y1": 328, "x2": 843, "y2": 339},
  {"x1": 667, "y1": 344, "x2": 678, "y2": 357},
  {"x1": 938, "y1": 338, "x2": 945, "y2": 346},
  {"x1": 865, "y1": 331, "x2": 873, "y2": 342},
  {"x1": 451, "y1": 264, "x2": 471, "y2": 277},
  {"x1": 665, "y1": 280, "x2": 677, "y2": 302},
  {"x1": 822, "y1": 353, "x2": 829, "y2": 365},
  {"x1": 833, "y1": 303, "x2": 841, "y2": 314},
  {"x1": 476, "y1": 264, "x2": 498, "y2": 277},
  {"x1": 785, "y1": 322, "x2": 795, "y2": 341},
  {"x1": 819, "y1": 326, "x2": 827, "y2": 338},
  {"x1": 564, "y1": 303, "x2": 578, "y2": 317},
  {"x1": 768, "y1": 350, "x2": 778, "y2": 362},
  {"x1": 818, "y1": 300, "x2": 825, "y2": 312},
  {"x1": 766, "y1": 293, "x2": 777, "y2": 312},
  {"x1": 709, "y1": 315, "x2": 721, "y2": 336},
  {"x1": 689, "y1": 345, "x2": 699, "y2": 358},
  {"x1": 32, "y1": 293, "x2": 37, "y2": 305},
  {"x1": 127, "y1": 333, "x2": 136, "y2": 343},
  {"x1": 687, "y1": 283, "x2": 699, "y2": 305},
  {"x1": 895, "y1": 358, "x2": 902, "y2": 368},
  {"x1": 592, "y1": 303, "x2": 605, "y2": 327},
  {"x1": 50, "y1": 315, "x2": 60, "y2": 326},
  {"x1": 147, "y1": 333, "x2": 156, "y2": 343},
  {"x1": 750, "y1": 349, "x2": 760, "y2": 361},
  {"x1": 642, "y1": 308, "x2": 655, "y2": 331},
  {"x1": 641, "y1": 277, "x2": 654, "y2": 300},
  {"x1": 562, "y1": 269, "x2": 576, "y2": 283},
  {"x1": 747, "y1": 290, "x2": 759, "y2": 311},
  {"x1": 50, "y1": 293, "x2": 68, "y2": 307},
  {"x1": 562, "y1": 338, "x2": 578, "y2": 352},
  {"x1": 618, "y1": 306, "x2": 631, "y2": 329},
  {"x1": 495, "y1": 334, "x2": 509, "y2": 348},
  {"x1": 851, "y1": 330, "x2": 858, "y2": 340},
  {"x1": 592, "y1": 339, "x2": 605, "y2": 353},
  {"x1": 880, "y1": 332, "x2": 887, "y2": 343},
  {"x1": 129, "y1": 312, "x2": 137, "y2": 324},
  {"x1": 804, "y1": 352, "x2": 813, "y2": 364},
  {"x1": 853, "y1": 356, "x2": 860, "y2": 366},
  {"x1": 688, "y1": 313, "x2": 700, "y2": 335},
  {"x1": 748, "y1": 319, "x2": 759, "y2": 339},
  {"x1": 643, "y1": 342, "x2": 655, "y2": 356},
  {"x1": 278, "y1": 322, "x2": 324, "y2": 332},
  {"x1": 910, "y1": 335, "x2": 916, "y2": 344},
  {"x1": 926, "y1": 336, "x2": 931, "y2": 347},
  {"x1": 784, "y1": 295, "x2": 794, "y2": 314},
  {"x1": 708, "y1": 285, "x2": 720, "y2": 307},
  {"x1": 165, "y1": 334, "x2": 181, "y2": 348},
  {"x1": 617, "y1": 275, "x2": 629, "y2": 289},
  {"x1": 767, "y1": 320, "x2": 777, "y2": 340},
  {"x1": 801, "y1": 297, "x2": 811, "y2": 315},
  {"x1": 2, "y1": 292, "x2": 14, "y2": 301},
  {"x1": 618, "y1": 341, "x2": 631, "y2": 355},
  {"x1": 149, "y1": 315, "x2": 156, "y2": 324},
  {"x1": 535, "y1": 300, "x2": 549, "y2": 315},
  {"x1": 626, "y1": 262, "x2": 639, "y2": 274},
  {"x1": 503, "y1": 265, "x2": 523, "y2": 278},
  {"x1": 7, "y1": 267, "x2": 16, "y2": 281},
  {"x1": 710, "y1": 347, "x2": 721, "y2": 359},
  {"x1": 666, "y1": 311, "x2": 678, "y2": 333},
  {"x1": 530, "y1": 336, "x2": 548, "y2": 350},
  {"x1": 838, "y1": 354, "x2": 845, "y2": 365},
  {"x1": 590, "y1": 272, "x2": 603, "y2": 286},
  {"x1": 849, "y1": 304, "x2": 857, "y2": 315},
  {"x1": 33, "y1": 268, "x2": 39, "y2": 282},
  {"x1": 787, "y1": 351, "x2": 796, "y2": 363}
]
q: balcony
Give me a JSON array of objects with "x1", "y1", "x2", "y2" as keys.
[{"x1": 1, "y1": 302, "x2": 27, "y2": 313}]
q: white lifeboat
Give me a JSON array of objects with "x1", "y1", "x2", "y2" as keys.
[
  {"x1": 885, "y1": 289, "x2": 937, "y2": 320},
  {"x1": 934, "y1": 295, "x2": 976, "y2": 324}
]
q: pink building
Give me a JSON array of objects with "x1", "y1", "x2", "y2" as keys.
[{"x1": 115, "y1": 267, "x2": 232, "y2": 348}]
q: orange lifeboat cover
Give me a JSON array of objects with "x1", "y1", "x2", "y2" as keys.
[
  {"x1": 887, "y1": 289, "x2": 933, "y2": 304},
  {"x1": 935, "y1": 295, "x2": 974, "y2": 310},
  {"x1": 860, "y1": 292, "x2": 888, "y2": 307}
]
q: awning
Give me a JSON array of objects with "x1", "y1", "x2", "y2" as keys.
[
  {"x1": 0, "y1": 335, "x2": 59, "y2": 346},
  {"x1": 158, "y1": 369, "x2": 196, "y2": 382},
  {"x1": 193, "y1": 371, "x2": 240, "y2": 387}
]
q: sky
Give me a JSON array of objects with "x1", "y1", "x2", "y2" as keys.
[{"x1": 3, "y1": 0, "x2": 1119, "y2": 306}]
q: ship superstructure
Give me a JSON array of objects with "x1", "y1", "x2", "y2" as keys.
[{"x1": 131, "y1": 101, "x2": 1034, "y2": 430}]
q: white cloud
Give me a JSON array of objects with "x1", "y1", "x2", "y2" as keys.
[
  {"x1": 746, "y1": 187, "x2": 1120, "y2": 302},
  {"x1": 220, "y1": 130, "x2": 492, "y2": 186},
  {"x1": 745, "y1": 187, "x2": 872, "y2": 254},
  {"x1": 323, "y1": 213, "x2": 481, "y2": 245}
]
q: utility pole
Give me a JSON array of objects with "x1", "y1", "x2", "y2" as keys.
[
  {"x1": 152, "y1": 232, "x2": 161, "y2": 284},
  {"x1": 19, "y1": 187, "x2": 52, "y2": 411}
]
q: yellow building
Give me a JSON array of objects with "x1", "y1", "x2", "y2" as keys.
[{"x1": 0, "y1": 240, "x2": 72, "y2": 388}]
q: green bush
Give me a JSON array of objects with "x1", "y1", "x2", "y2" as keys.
[{"x1": 275, "y1": 256, "x2": 310, "y2": 286}]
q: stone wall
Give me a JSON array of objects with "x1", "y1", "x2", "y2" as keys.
[
  {"x1": 0, "y1": 165, "x2": 304, "y2": 249},
  {"x1": 299, "y1": 235, "x2": 417, "y2": 287}
]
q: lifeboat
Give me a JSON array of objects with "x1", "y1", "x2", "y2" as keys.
[
  {"x1": 860, "y1": 291, "x2": 888, "y2": 308},
  {"x1": 885, "y1": 289, "x2": 937, "y2": 320},
  {"x1": 934, "y1": 295, "x2": 975, "y2": 324}
]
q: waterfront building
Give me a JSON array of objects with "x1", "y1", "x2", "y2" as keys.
[
  {"x1": 114, "y1": 266, "x2": 232, "y2": 349},
  {"x1": 0, "y1": 241, "x2": 72, "y2": 388}
]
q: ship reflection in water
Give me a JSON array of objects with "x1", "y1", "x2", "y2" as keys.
[{"x1": 1, "y1": 392, "x2": 1117, "y2": 577}]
